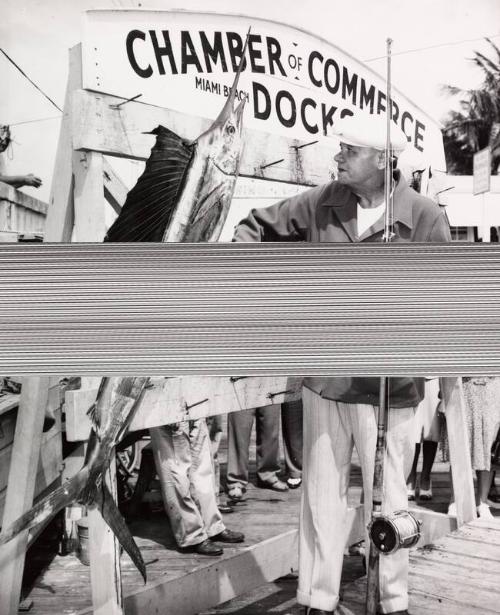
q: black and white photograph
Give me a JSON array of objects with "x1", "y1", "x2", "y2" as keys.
[{"x1": 1, "y1": 1, "x2": 500, "y2": 614}]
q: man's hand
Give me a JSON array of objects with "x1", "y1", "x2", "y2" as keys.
[
  {"x1": 22, "y1": 173, "x2": 42, "y2": 188},
  {"x1": 0, "y1": 173, "x2": 43, "y2": 189}
]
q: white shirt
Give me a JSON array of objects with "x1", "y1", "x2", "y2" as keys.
[{"x1": 357, "y1": 201, "x2": 385, "y2": 236}]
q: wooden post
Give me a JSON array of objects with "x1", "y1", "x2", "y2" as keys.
[
  {"x1": 44, "y1": 44, "x2": 82, "y2": 242},
  {"x1": 0, "y1": 377, "x2": 50, "y2": 615},
  {"x1": 73, "y1": 150, "x2": 106, "y2": 241},
  {"x1": 86, "y1": 377, "x2": 123, "y2": 615},
  {"x1": 88, "y1": 459, "x2": 123, "y2": 615},
  {"x1": 440, "y1": 377, "x2": 476, "y2": 525},
  {"x1": 103, "y1": 159, "x2": 128, "y2": 214}
]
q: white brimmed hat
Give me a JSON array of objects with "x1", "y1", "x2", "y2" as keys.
[{"x1": 332, "y1": 113, "x2": 408, "y2": 153}]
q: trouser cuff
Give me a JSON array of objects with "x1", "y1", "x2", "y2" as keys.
[{"x1": 297, "y1": 589, "x2": 338, "y2": 612}]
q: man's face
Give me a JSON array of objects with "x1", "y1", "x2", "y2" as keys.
[{"x1": 334, "y1": 143, "x2": 383, "y2": 187}]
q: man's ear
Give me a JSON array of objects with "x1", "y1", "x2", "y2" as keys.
[
  {"x1": 376, "y1": 150, "x2": 386, "y2": 170},
  {"x1": 376, "y1": 151, "x2": 397, "y2": 170}
]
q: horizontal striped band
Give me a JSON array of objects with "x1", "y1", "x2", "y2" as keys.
[{"x1": 0, "y1": 242, "x2": 498, "y2": 376}]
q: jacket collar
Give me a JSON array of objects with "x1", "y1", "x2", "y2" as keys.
[{"x1": 323, "y1": 171, "x2": 413, "y2": 242}]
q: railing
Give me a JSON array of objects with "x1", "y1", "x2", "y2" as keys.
[{"x1": 0, "y1": 181, "x2": 47, "y2": 241}]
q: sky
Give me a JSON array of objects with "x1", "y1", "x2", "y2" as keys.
[{"x1": 1, "y1": 0, "x2": 500, "y2": 202}]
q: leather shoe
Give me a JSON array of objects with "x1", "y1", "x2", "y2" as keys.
[
  {"x1": 377, "y1": 611, "x2": 409, "y2": 615},
  {"x1": 257, "y1": 478, "x2": 288, "y2": 492},
  {"x1": 218, "y1": 503, "x2": 234, "y2": 514},
  {"x1": 210, "y1": 528, "x2": 244, "y2": 543},
  {"x1": 287, "y1": 476, "x2": 302, "y2": 489},
  {"x1": 305, "y1": 609, "x2": 334, "y2": 615},
  {"x1": 182, "y1": 539, "x2": 223, "y2": 556}
]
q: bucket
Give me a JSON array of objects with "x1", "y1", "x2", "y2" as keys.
[{"x1": 76, "y1": 517, "x2": 90, "y2": 566}]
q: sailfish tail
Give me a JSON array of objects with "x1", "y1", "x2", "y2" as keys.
[
  {"x1": 0, "y1": 467, "x2": 89, "y2": 546},
  {"x1": 97, "y1": 483, "x2": 147, "y2": 583}
]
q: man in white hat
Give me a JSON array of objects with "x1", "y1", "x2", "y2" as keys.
[{"x1": 233, "y1": 112, "x2": 451, "y2": 615}]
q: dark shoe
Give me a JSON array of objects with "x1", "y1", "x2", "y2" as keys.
[
  {"x1": 377, "y1": 610, "x2": 409, "y2": 615},
  {"x1": 287, "y1": 476, "x2": 302, "y2": 489},
  {"x1": 305, "y1": 608, "x2": 334, "y2": 615},
  {"x1": 257, "y1": 479, "x2": 289, "y2": 492},
  {"x1": 182, "y1": 539, "x2": 223, "y2": 556},
  {"x1": 218, "y1": 503, "x2": 235, "y2": 514},
  {"x1": 210, "y1": 528, "x2": 245, "y2": 543}
]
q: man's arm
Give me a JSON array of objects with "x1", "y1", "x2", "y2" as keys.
[
  {"x1": 0, "y1": 173, "x2": 42, "y2": 189},
  {"x1": 233, "y1": 185, "x2": 325, "y2": 242}
]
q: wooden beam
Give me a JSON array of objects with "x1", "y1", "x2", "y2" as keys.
[
  {"x1": 75, "y1": 529, "x2": 298, "y2": 615},
  {"x1": 65, "y1": 376, "x2": 302, "y2": 441},
  {"x1": 103, "y1": 159, "x2": 128, "y2": 214},
  {"x1": 0, "y1": 413, "x2": 62, "y2": 499},
  {"x1": 0, "y1": 182, "x2": 48, "y2": 215},
  {"x1": 44, "y1": 45, "x2": 82, "y2": 242},
  {"x1": 440, "y1": 377, "x2": 476, "y2": 526},
  {"x1": 72, "y1": 89, "x2": 335, "y2": 186},
  {"x1": 409, "y1": 507, "x2": 458, "y2": 546},
  {"x1": 0, "y1": 378, "x2": 50, "y2": 615}
]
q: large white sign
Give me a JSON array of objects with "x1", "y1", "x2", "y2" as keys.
[{"x1": 82, "y1": 10, "x2": 445, "y2": 170}]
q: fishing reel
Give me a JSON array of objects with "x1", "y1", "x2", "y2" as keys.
[{"x1": 368, "y1": 510, "x2": 422, "y2": 555}]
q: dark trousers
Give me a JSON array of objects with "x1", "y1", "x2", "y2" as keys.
[
  {"x1": 281, "y1": 399, "x2": 303, "y2": 478},
  {"x1": 227, "y1": 405, "x2": 281, "y2": 488}
]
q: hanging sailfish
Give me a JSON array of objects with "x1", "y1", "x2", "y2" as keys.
[
  {"x1": 104, "y1": 32, "x2": 249, "y2": 244},
  {"x1": 0, "y1": 377, "x2": 150, "y2": 581}
]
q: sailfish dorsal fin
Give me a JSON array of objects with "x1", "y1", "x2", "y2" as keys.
[{"x1": 104, "y1": 126, "x2": 194, "y2": 242}]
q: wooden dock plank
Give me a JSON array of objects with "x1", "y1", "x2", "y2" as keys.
[
  {"x1": 20, "y1": 456, "x2": 499, "y2": 615},
  {"x1": 341, "y1": 518, "x2": 500, "y2": 615}
]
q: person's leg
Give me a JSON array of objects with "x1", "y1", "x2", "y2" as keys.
[
  {"x1": 149, "y1": 423, "x2": 207, "y2": 548},
  {"x1": 189, "y1": 418, "x2": 226, "y2": 537},
  {"x1": 281, "y1": 399, "x2": 303, "y2": 485},
  {"x1": 406, "y1": 443, "x2": 420, "y2": 499},
  {"x1": 477, "y1": 470, "x2": 495, "y2": 518},
  {"x1": 226, "y1": 408, "x2": 255, "y2": 495},
  {"x1": 477, "y1": 469, "x2": 493, "y2": 504},
  {"x1": 419, "y1": 440, "x2": 438, "y2": 495},
  {"x1": 419, "y1": 379, "x2": 441, "y2": 497},
  {"x1": 297, "y1": 389, "x2": 353, "y2": 613},
  {"x1": 353, "y1": 404, "x2": 415, "y2": 615},
  {"x1": 255, "y1": 404, "x2": 284, "y2": 486}
]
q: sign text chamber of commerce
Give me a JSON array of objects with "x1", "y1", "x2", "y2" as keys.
[{"x1": 82, "y1": 10, "x2": 446, "y2": 170}]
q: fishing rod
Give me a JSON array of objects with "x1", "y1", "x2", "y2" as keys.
[{"x1": 365, "y1": 38, "x2": 421, "y2": 615}]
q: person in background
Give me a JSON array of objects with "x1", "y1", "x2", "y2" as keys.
[
  {"x1": 0, "y1": 128, "x2": 42, "y2": 190},
  {"x1": 232, "y1": 112, "x2": 452, "y2": 615},
  {"x1": 207, "y1": 414, "x2": 234, "y2": 513},
  {"x1": 461, "y1": 377, "x2": 500, "y2": 518},
  {"x1": 0, "y1": 173, "x2": 42, "y2": 189},
  {"x1": 281, "y1": 399, "x2": 303, "y2": 489},
  {"x1": 406, "y1": 378, "x2": 441, "y2": 501},
  {"x1": 226, "y1": 405, "x2": 288, "y2": 501},
  {"x1": 150, "y1": 418, "x2": 244, "y2": 555}
]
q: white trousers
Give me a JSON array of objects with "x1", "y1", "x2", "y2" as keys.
[
  {"x1": 150, "y1": 418, "x2": 225, "y2": 548},
  {"x1": 297, "y1": 388, "x2": 415, "y2": 614}
]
